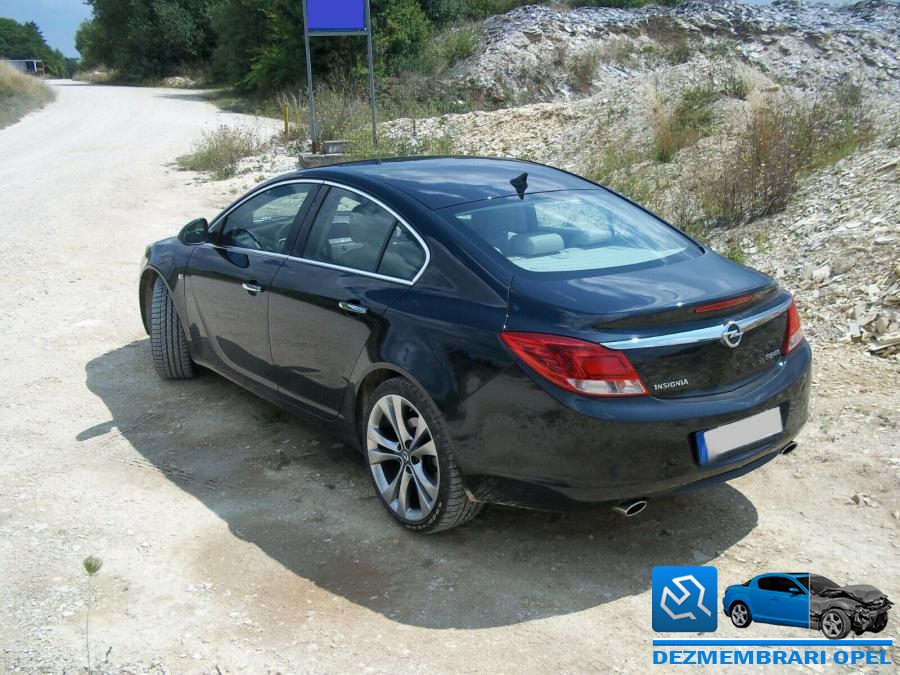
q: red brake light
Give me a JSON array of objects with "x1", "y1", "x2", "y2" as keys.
[
  {"x1": 783, "y1": 298, "x2": 803, "y2": 354},
  {"x1": 695, "y1": 294, "x2": 753, "y2": 314},
  {"x1": 500, "y1": 332, "x2": 647, "y2": 397}
]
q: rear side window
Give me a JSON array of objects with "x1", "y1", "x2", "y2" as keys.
[
  {"x1": 303, "y1": 187, "x2": 395, "y2": 273},
  {"x1": 303, "y1": 186, "x2": 426, "y2": 281},
  {"x1": 378, "y1": 224, "x2": 426, "y2": 281},
  {"x1": 443, "y1": 189, "x2": 698, "y2": 274}
]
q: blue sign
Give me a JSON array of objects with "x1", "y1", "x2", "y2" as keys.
[
  {"x1": 307, "y1": 0, "x2": 367, "y2": 33},
  {"x1": 652, "y1": 566, "x2": 718, "y2": 633}
]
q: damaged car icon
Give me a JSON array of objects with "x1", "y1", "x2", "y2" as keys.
[
  {"x1": 723, "y1": 573, "x2": 892, "y2": 639},
  {"x1": 809, "y1": 574, "x2": 892, "y2": 639}
]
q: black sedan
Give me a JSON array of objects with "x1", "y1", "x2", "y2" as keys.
[{"x1": 139, "y1": 157, "x2": 811, "y2": 532}]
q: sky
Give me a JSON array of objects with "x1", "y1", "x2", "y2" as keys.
[{"x1": 2, "y1": 0, "x2": 92, "y2": 58}]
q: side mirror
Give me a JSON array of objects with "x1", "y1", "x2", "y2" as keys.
[
  {"x1": 788, "y1": 587, "x2": 801, "y2": 594},
  {"x1": 178, "y1": 218, "x2": 209, "y2": 245}
]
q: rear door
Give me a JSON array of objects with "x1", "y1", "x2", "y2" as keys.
[
  {"x1": 186, "y1": 181, "x2": 318, "y2": 389},
  {"x1": 268, "y1": 184, "x2": 427, "y2": 417}
]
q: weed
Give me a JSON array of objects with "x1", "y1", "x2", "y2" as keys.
[
  {"x1": 176, "y1": 125, "x2": 265, "y2": 179},
  {"x1": 651, "y1": 84, "x2": 718, "y2": 162},
  {"x1": 699, "y1": 78, "x2": 873, "y2": 227},
  {"x1": 346, "y1": 128, "x2": 455, "y2": 160},
  {"x1": 82, "y1": 555, "x2": 102, "y2": 672}
]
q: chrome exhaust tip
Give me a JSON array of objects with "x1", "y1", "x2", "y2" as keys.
[
  {"x1": 780, "y1": 441, "x2": 798, "y2": 456},
  {"x1": 613, "y1": 499, "x2": 648, "y2": 518}
]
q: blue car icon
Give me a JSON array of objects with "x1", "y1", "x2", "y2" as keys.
[{"x1": 723, "y1": 573, "x2": 810, "y2": 630}]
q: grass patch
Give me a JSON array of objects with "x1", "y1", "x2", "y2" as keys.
[
  {"x1": 0, "y1": 62, "x2": 55, "y2": 129},
  {"x1": 651, "y1": 84, "x2": 718, "y2": 162},
  {"x1": 699, "y1": 78, "x2": 872, "y2": 227},
  {"x1": 346, "y1": 127, "x2": 455, "y2": 160},
  {"x1": 176, "y1": 125, "x2": 265, "y2": 179}
]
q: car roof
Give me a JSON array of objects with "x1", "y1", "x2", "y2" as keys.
[{"x1": 292, "y1": 156, "x2": 598, "y2": 210}]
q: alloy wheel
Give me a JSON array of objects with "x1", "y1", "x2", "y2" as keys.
[
  {"x1": 367, "y1": 394, "x2": 440, "y2": 522},
  {"x1": 822, "y1": 611, "x2": 844, "y2": 638},
  {"x1": 731, "y1": 604, "x2": 749, "y2": 627}
]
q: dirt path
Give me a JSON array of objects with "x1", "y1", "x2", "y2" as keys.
[{"x1": 1, "y1": 81, "x2": 898, "y2": 673}]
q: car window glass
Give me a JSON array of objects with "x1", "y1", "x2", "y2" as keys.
[
  {"x1": 219, "y1": 183, "x2": 313, "y2": 254},
  {"x1": 303, "y1": 187, "x2": 397, "y2": 273},
  {"x1": 764, "y1": 577, "x2": 797, "y2": 593},
  {"x1": 445, "y1": 189, "x2": 699, "y2": 274},
  {"x1": 757, "y1": 577, "x2": 777, "y2": 591},
  {"x1": 377, "y1": 224, "x2": 426, "y2": 281}
]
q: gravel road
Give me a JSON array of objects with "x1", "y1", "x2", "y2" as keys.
[{"x1": 1, "y1": 81, "x2": 898, "y2": 673}]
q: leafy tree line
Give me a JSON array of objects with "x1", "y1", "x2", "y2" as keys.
[
  {"x1": 74, "y1": 0, "x2": 673, "y2": 92},
  {"x1": 0, "y1": 18, "x2": 72, "y2": 77}
]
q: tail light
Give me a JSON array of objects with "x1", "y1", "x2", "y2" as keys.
[
  {"x1": 783, "y1": 297, "x2": 803, "y2": 354},
  {"x1": 500, "y1": 331, "x2": 647, "y2": 397}
]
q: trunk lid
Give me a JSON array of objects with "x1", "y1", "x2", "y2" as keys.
[{"x1": 506, "y1": 251, "x2": 790, "y2": 398}]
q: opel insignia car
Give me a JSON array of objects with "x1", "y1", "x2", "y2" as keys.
[
  {"x1": 724, "y1": 573, "x2": 891, "y2": 639},
  {"x1": 139, "y1": 157, "x2": 811, "y2": 533}
]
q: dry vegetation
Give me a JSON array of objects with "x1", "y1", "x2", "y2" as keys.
[
  {"x1": 175, "y1": 124, "x2": 265, "y2": 179},
  {"x1": 700, "y1": 80, "x2": 873, "y2": 227},
  {"x1": 0, "y1": 62, "x2": 55, "y2": 129}
]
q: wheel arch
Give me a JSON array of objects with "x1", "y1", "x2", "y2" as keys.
[
  {"x1": 729, "y1": 595, "x2": 753, "y2": 615},
  {"x1": 350, "y1": 363, "x2": 437, "y2": 452},
  {"x1": 139, "y1": 267, "x2": 165, "y2": 334}
]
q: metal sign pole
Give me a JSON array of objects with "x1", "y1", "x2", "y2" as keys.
[
  {"x1": 302, "y1": 0, "x2": 317, "y2": 153},
  {"x1": 365, "y1": 0, "x2": 377, "y2": 146}
]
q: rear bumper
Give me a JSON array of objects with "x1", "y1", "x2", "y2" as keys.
[{"x1": 447, "y1": 341, "x2": 812, "y2": 510}]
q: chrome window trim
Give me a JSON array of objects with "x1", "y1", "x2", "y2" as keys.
[
  {"x1": 206, "y1": 178, "x2": 430, "y2": 286},
  {"x1": 600, "y1": 297, "x2": 792, "y2": 350}
]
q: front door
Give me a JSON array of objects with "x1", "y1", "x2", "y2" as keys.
[
  {"x1": 186, "y1": 181, "x2": 318, "y2": 390},
  {"x1": 269, "y1": 185, "x2": 427, "y2": 417}
]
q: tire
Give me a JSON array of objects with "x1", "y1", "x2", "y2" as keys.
[
  {"x1": 730, "y1": 601, "x2": 752, "y2": 628},
  {"x1": 871, "y1": 613, "x2": 888, "y2": 633},
  {"x1": 820, "y1": 608, "x2": 851, "y2": 639},
  {"x1": 363, "y1": 377, "x2": 482, "y2": 533},
  {"x1": 149, "y1": 276, "x2": 195, "y2": 380}
]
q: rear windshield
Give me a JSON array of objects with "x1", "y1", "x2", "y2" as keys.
[{"x1": 442, "y1": 189, "x2": 699, "y2": 274}]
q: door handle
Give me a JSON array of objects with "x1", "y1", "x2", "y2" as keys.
[
  {"x1": 242, "y1": 281, "x2": 264, "y2": 294},
  {"x1": 339, "y1": 301, "x2": 368, "y2": 315}
]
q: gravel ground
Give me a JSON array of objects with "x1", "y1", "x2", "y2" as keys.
[{"x1": 0, "y1": 81, "x2": 898, "y2": 674}]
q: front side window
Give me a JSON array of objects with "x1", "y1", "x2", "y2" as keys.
[
  {"x1": 759, "y1": 577, "x2": 800, "y2": 593},
  {"x1": 443, "y1": 189, "x2": 699, "y2": 274},
  {"x1": 303, "y1": 187, "x2": 424, "y2": 279},
  {"x1": 218, "y1": 183, "x2": 313, "y2": 254}
]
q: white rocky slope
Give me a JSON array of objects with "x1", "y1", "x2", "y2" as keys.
[
  {"x1": 381, "y1": 1, "x2": 898, "y2": 357},
  {"x1": 458, "y1": 0, "x2": 899, "y2": 102}
]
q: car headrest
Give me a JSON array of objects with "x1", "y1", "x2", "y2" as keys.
[
  {"x1": 507, "y1": 233, "x2": 565, "y2": 257},
  {"x1": 569, "y1": 228, "x2": 613, "y2": 247},
  {"x1": 349, "y1": 202, "x2": 394, "y2": 244}
]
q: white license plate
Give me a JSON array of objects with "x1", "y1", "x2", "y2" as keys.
[{"x1": 698, "y1": 407, "x2": 783, "y2": 464}]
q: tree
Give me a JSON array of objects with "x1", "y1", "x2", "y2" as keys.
[
  {"x1": 76, "y1": 0, "x2": 213, "y2": 79},
  {"x1": 0, "y1": 18, "x2": 68, "y2": 76}
]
